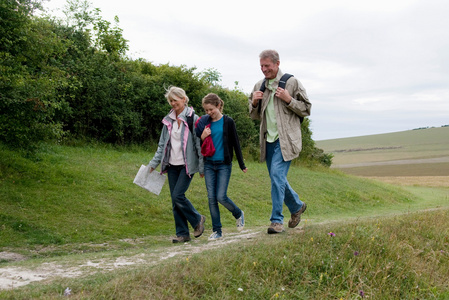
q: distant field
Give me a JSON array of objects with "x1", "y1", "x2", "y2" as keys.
[{"x1": 316, "y1": 127, "x2": 449, "y2": 183}]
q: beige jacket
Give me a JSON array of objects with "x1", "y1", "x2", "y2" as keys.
[{"x1": 249, "y1": 70, "x2": 311, "y2": 162}]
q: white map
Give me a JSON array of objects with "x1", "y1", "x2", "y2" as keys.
[{"x1": 133, "y1": 165, "x2": 166, "y2": 195}]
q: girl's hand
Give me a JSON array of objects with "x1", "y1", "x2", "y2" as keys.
[
  {"x1": 242, "y1": 168, "x2": 248, "y2": 173},
  {"x1": 149, "y1": 167, "x2": 154, "y2": 173},
  {"x1": 201, "y1": 127, "x2": 211, "y2": 141}
]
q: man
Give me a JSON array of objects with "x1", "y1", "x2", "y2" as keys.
[{"x1": 249, "y1": 49, "x2": 311, "y2": 234}]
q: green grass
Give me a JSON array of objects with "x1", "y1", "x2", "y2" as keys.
[
  {"x1": 0, "y1": 142, "x2": 426, "y2": 253},
  {"x1": 316, "y1": 126, "x2": 449, "y2": 166},
  {"x1": 1, "y1": 142, "x2": 449, "y2": 299}
]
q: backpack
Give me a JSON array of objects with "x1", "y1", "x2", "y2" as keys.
[
  {"x1": 186, "y1": 114, "x2": 194, "y2": 134},
  {"x1": 258, "y1": 73, "x2": 304, "y2": 123}
]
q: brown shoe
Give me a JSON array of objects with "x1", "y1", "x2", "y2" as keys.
[
  {"x1": 267, "y1": 222, "x2": 285, "y2": 234},
  {"x1": 172, "y1": 236, "x2": 191, "y2": 243},
  {"x1": 288, "y1": 203, "x2": 307, "y2": 228},
  {"x1": 193, "y1": 215, "x2": 206, "y2": 238}
]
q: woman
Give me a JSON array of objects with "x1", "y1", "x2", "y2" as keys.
[
  {"x1": 195, "y1": 93, "x2": 247, "y2": 241},
  {"x1": 149, "y1": 86, "x2": 206, "y2": 243}
]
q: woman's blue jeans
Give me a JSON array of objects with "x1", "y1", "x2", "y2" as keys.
[
  {"x1": 204, "y1": 161, "x2": 242, "y2": 234},
  {"x1": 266, "y1": 139, "x2": 303, "y2": 224},
  {"x1": 166, "y1": 165, "x2": 202, "y2": 237}
]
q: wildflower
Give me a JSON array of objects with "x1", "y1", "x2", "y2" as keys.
[
  {"x1": 186, "y1": 257, "x2": 189, "y2": 262},
  {"x1": 64, "y1": 287, "x2": 71, "y2": 296},
  {"x1": 354, "y1": 251, "x2": 359, "y2": 256},
  {"x1": 328, "y1": 232, "x2": 335, "y2": 237},
  {"x1": 253, "y1": 262, "x2": 257, "y2": 266},
  {"x1": 238, "y1": 288, "x2": 243, "y2": 292},
  {"x1": 372, "y1": 236, "x2": 375, "y2": 241},
  {"x1": 310, "y1": 237, "x2": 314, "y2": 242},
  {"x1": 359, "y1": 290, "x2": 365, "y2": 298}
]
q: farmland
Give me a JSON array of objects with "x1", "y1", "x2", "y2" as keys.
[{"x1": 316, "y1": 126, "x2": 449, "y2": 184}]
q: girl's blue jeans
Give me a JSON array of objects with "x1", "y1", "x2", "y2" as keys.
[{"x1": 204, "y1": 160, "x2": 242, "y2": 234}]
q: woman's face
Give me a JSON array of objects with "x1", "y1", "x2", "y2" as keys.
[
  {"x1": 203, "y1": 103, "x2": 221, "y2": 121},
  {"x1": 170, "y1": 96, "x2": 186, "y2": 115}
]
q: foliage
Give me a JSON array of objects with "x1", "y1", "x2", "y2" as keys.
[
  {"x1": 0, "y1": 0, "x2": 329, "y2": 167},
  {"x1": 296, "y1": 118, "x2": 334, "y2": 167},
  {"x1": 0, "y1": 0, "x2": 67, "y2": 152}
]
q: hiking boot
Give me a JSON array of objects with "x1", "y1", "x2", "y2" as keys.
[
  {"x1": 288, "y1": 203, "x2": 307, "y2": 228},
  {"x1": 208, "y1": 231, "x2": 223, "y2": 241},
  {"x1": 236, "y1": 211, "x2": 245, "y2": 232},
  {"x1": 172, "y1": 236, "x2": 191, "y2": 243},
  {"x1": 193, "y1": 215, "x2": 206, "y2": 238},
  {"x1": 267, "y1": 222, "x2": 285, "y2": 234}
]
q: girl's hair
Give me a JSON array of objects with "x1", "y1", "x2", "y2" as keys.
[
  {"x1": 202, "y1": 93, "x2": 224, "y2": 112},
  {"x1": 165, "y1": 86, "x2": 189, "y2": 105},
  {"x1": 259, "y1": 49, "x2": 280, "y2": 64}
]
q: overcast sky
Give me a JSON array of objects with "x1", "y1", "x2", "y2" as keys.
[{"x1": 43, "y1": 0, "x2": 449, "y2": 141}]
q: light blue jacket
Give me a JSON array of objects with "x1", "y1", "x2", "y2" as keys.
[{"x1": 149, "y1": 106, "x2": 203, "y2": 176}]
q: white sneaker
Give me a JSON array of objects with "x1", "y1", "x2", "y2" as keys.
[
  {"x1": 236, "y1": 211, "x2": 245, "y2": 232},
  {"x1": 208, "y1": 231, "x2": 223, "y2": 241}
]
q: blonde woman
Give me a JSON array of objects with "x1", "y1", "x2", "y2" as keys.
[{"x1": 149, "y1": 86, "x2": 206, "y2": 243}]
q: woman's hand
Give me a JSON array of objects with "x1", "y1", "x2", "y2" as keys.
[
  {"x1": 149, "y1": 167, "x2": 154, "y2": 173},
  {"x1": 242, "y1": 168, "x2": 248, "y2": 173}
]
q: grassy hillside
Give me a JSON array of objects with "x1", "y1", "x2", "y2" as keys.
[
  {"x1": 0, "y1": 142, "x2": 433, "y2": 253},
  {"x1": 1, "y1": 142, "x2": 449, "y2": 299},
  {"x1": 316, "y1": 127, "x2": 449, "y2": 176}
]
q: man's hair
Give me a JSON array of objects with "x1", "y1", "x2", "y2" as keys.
[
  {"x1": 259, "y1": 49, "x2": 280, "y2": 64},
  {"x1": 202, "y1": 93, "x2": 224, "y2": 112},
  {"x1": 165, "y1": 86, "x2": 189, "y2": 105}
]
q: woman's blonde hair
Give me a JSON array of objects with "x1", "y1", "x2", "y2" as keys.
[
  {"x1": 202, "y1": 93, "x2": 224, "y2": 113},
  {"x1": 165, "y1": 86, "x2": 189, "y2": 105}
]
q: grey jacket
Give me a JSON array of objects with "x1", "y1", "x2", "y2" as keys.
[
  {"x1": 149, "y1": 106, "x2": 204, "y2": 175},
  {"x1": 249, "y1": 70, "x2": 312, "y2": 162}
]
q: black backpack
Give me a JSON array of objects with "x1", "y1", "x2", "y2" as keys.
[{"x1": 258, "y1": 73, "x2": 303, "y2": 123}]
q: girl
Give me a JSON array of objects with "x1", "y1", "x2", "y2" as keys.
[{"x1": 195, "y1": 93, "x2": 247, "y2": 240}]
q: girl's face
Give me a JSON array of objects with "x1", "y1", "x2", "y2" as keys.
[
  {"x1": 203, "y1": 103, "x2": 222, "y2": 121},
  {"x1": 170, "y1": 96, "x2": 186, "y2": 115}
]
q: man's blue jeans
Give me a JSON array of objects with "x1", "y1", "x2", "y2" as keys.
[
  {"x1": 166, "y1": 165, "x2": 202, "y2": 237},
  {"x1": 204, "y1": 161, "x2": 242, "y2": 235},
  {"x1": 266, "y1": 139, "x2": 303, "y2": 224}
]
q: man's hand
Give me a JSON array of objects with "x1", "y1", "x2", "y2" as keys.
[
  {"x1": 252, "y1": 91, "x2": 264, "y2": 107},
  {"x1": 275, "y1": 87, "x2": 292, "y2": 104}
]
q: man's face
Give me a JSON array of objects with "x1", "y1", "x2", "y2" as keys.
[{"x1": 260, "y1": 57, "x2": 280, "y2": 79}]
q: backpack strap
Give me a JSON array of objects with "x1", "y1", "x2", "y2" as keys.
[
  {"x1": 257, "y1": 73, "x2": 294, "y2": 113},
  {"x1": 278, "y1": 73, "x2": 293, "y2": 89},
  {"x1": 186, "y1": 114, "x2": 194, "y2": 134},
  {"x1": 186, "y1": 107, "x2": 195, "y2": 134}
]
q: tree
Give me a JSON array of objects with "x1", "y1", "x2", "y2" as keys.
[{"x1": 0, "y1": 0, "x2": 67, "y2": 152}]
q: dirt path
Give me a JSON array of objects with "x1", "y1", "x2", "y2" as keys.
[{"x1": 0, "y1": 230, "x2": 262, "y2": 290}]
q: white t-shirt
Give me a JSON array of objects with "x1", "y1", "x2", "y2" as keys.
[{"x1": 169, "y1": 113, "x2": 185, "y2": 166}]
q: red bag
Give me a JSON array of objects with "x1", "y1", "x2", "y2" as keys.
[{"x1": 201, "y1": 125, "x2": 215, "y2": 157}]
